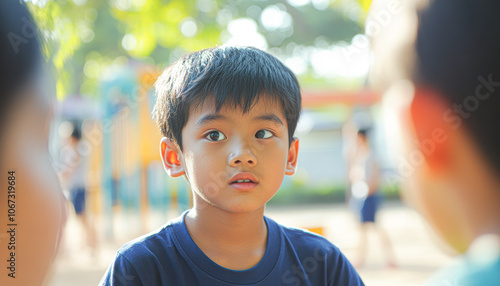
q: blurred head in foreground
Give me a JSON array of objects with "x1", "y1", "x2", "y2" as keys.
[
  {"x1": 0, "y1": 1, "x2": 66, "y2": 285},
  {"x1": 371, "y1": 0, "x2": 500, "y2": 266}
]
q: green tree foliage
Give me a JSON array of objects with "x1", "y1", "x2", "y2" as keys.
[{"x1": 26, "y1": 0, "x2": 371, "y2": 98}]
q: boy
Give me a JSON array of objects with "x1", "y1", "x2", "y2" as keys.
[
  {"x1": 100, "y1": 46, "x2": 364, "y2": 285},
  {"x1": 370, "y1": 0, "x2": 500, "y2": 284}
]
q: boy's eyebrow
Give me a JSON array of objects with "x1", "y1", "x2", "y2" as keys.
[
  {"x1": 195, "y1": 113, "x2": 227, "y2": 127},
  {"x1": 253, "y1": 114, "x2": 284, "y2": 126},
  {"x1": 195, "y1": 113, "x2": 284, "y2": 127}
]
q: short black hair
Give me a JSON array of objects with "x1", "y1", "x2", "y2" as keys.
[
  {"x1": 153, "y1": 46, "x2": 302, "y2": 149},
  {"x1": 414, "y1": 0, "x2": 500, "y2": 172},
  {"x1": 71, "y1": 122, "x2": 82, "y2": 141},
  {"x1": 0, "y1": 1, "x2": 42, "y2": 137},
  {"x1": 357, "y1": 128, "x2": 368, "y2": 139}
]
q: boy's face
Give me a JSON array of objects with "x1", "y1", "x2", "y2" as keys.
[{"x1": 161, "y1": 96, "x2": 299, "y2": 214}]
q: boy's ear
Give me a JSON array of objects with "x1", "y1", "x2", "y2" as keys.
[
  {"x1": 285, "y1": 137, "x2": 299, "y2": 176},
  {"x1": 409, "y1": 86, "x2": 453, "y2": 175},
  {"x1": 160, "y1": 137, "x2": 185, "y2": 177}
]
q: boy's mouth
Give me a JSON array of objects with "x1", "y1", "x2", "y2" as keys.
[
  {"x1": 229, "y1": 173, "x2": 259, "y2": 190},
  {"x1": 232, "y1": 179, "x2": 254, "y2": 183}
]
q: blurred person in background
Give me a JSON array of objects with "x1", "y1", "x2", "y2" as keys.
[
  {"x1": 0, "y1": 1, "x2": 67, "y2": 285},
  {"x1": 371, "y1": 0, "x2": 500, "y2": 284},
  {"x1": 58, "y1": 122, "x2": 96, "y2": 258},
  {"x1": 347, "y1": 128, "x2": 396, "y2": 269}
]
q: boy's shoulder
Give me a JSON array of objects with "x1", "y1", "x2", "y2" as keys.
[
  {"x1": 266, "y1": 216, "x2": 342, "y2": 256},
  {"x1": 267, "y1": 217, "x2": 363, "y2": 285},
  {"x1": 114, "y1": 214, "x2": 183, "y2": 262},
  {"x1": 99, "y1": 214, "x2": 186, "y2": 286}
]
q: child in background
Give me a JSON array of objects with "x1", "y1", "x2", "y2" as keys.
[
  {"x1": 100, "y1": 46, "x2": 364, "y2": 285},
  {"x1": 370, "y1": 0, "x2": 500, "y2": 284},
  {"x1": 59, "y1": 123, "x2": 96, "y2": 256},
  {"x1": 348, "y1": 129, "x2": 396, "y2": 269}
]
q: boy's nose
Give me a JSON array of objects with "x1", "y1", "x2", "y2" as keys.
[{"x1": 228, "y1": 149, "x2": 257, "y2": 167}]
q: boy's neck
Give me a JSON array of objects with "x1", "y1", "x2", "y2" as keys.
[{"x1": 184, "y1": 205, "x2": 268, "y2": 270}]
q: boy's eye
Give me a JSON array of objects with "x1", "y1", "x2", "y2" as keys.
[
  {"x1": 205, "y1": 130, "x2": 226, "y2": 141},
  {"x1": 255, "y1": 130, "x2": 273, "y2": 139}
]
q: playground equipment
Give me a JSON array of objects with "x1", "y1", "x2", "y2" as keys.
[{"x1": 98, "y1": 62, "x2": 191, "y2": 240}]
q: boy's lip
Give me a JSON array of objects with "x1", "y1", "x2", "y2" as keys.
[{"x1": 229, "y1": 172, "x2": 259, "y2": 184}]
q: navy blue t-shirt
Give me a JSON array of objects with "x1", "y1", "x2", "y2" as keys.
[{"x1": 99, "y1": 211, "x2": 364, "y2": 286}]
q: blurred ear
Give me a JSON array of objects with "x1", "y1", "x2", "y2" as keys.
[
  {"x1": 285, "y1": 137, "x2": 299, "y2": 176},
  {"x1": 160, "y1": 137, "x2": 185, "y2": 177},
  {"x1": 409, "y1": 86, "x2": 454, "y2": 175}
]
